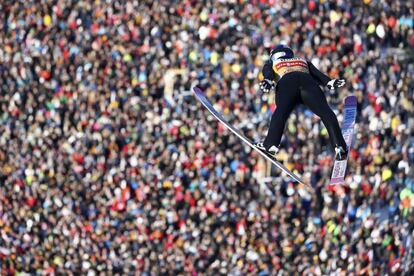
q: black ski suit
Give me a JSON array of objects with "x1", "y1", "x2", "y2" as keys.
[{"x1": 262, "y1": 57, "x2": 347, "y2": 151}]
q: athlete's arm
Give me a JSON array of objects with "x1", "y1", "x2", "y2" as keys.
[
  {"x1": 259, "y1": 60, "x2": 278, "y2": 93},
  {"x1": 307, "y1": 61, "x2": 346, "y2": 90},
  {"x1": 307, "y1": 61, "x2": 331, "y2": 86},
  {"x1": 262, "y1": 59, "x2": 276, "y2": 80}
]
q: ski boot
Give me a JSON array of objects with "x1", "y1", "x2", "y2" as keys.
[
  {"x1": 254, "y1": 142, "x2": 279, "y2": 159},
  {"x1": 334, "y1": 146, "x2": 348, "y2": 161}
]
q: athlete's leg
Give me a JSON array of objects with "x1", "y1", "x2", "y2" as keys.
[
  {"x1": 300, "y1": 77, "x2": 347, "y2": 150},
  {"x1": 263, "y1": 77, "x2": 300, "y2": 149}
]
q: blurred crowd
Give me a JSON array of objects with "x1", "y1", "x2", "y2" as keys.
[{"x1": 1, "y1": 0, "x2": 414, "y2": 275}]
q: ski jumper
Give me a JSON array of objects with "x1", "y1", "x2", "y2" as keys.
[{"x1": 262, "y1": 57, "x2": 347, "y2": 151}]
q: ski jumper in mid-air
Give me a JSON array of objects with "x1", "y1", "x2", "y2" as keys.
[{"x1": 254, "y1": 44, "x2": 348, "y2": 161}]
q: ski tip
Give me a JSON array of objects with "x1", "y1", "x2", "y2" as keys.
[
  {"x1": 344, "y1": 95, "x2": 357, "y2": 106},
  {"x1": 192, "y1": 86, "x2": 204, "y2": 95}
]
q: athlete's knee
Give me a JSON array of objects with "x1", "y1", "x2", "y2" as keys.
[
  {"x1": 326, "y1": 110, "x2": 337, "y2": 121},
  {"x1": 272, "y1": 108, "x2": 291, "y2": 123},
  {"x1": 275, "y1": 102, "x2": 294, "y2": 116},
  {"x1": 318, "y1": 108, "x2": 337, "y2": 122}
]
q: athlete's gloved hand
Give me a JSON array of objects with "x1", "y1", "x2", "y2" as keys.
[
  {"x1": 326, "y1": 79, "x2": 346, "y2": 90},
  {"x1": 259, "y1": 79, "x2": 275, "y2": 93}
]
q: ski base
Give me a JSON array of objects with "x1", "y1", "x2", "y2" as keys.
[{"x1": 329, "y1": 96, "x2": 357, "y2": 185}]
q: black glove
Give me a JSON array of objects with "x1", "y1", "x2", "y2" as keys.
[
  {"x1": 326, "y1": 79, "x2": 346, "y2": 90},
  {"x1": 259, "y1": 79, "x2": 275, "y2": 93}
]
